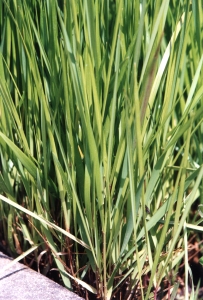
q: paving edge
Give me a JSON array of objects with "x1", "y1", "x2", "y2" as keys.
[{"x1": 0, "y1": 251, "x2": 84, "y2": 300}]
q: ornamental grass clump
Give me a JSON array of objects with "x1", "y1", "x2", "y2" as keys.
[{"x1": 0, "y1": 0, "x2": 203, "y2": 299}]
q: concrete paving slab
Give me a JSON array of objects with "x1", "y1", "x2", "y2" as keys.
[{"x1": 0, "y1": 252, "x2": 84, "y2": 300}]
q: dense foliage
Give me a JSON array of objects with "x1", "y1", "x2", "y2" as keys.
[{"x1": 1, "y1": 1, "x2": 203, "y2": 299}]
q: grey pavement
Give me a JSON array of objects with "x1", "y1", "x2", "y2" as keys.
[{"x1": 0, "y1": 252, "x2": 84, "y2": 300}]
